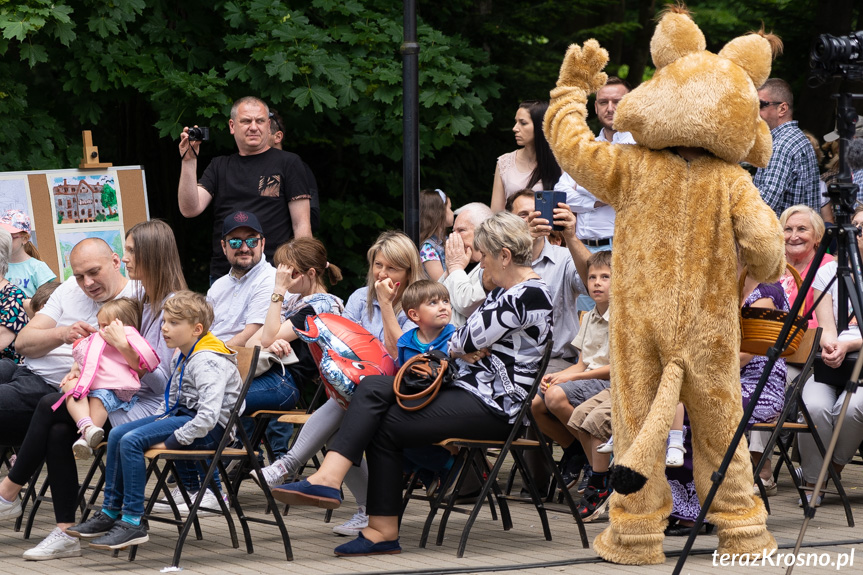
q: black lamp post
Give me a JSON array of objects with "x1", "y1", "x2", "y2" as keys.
[{"x1": 401, "y1": 0, "x2": 420, "y2": 243}]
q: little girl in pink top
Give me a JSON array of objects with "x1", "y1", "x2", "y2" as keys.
[{"x1": 52, "y1": 298, "x2": 160, "y2": 458}]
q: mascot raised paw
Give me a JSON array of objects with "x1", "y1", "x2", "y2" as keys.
[{"x1": 545, "y1": 4, "x2": 783, "y2": 566}]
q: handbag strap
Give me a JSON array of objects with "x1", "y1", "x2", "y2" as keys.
[{"x1": 393, "y1": 353, "x2": 448, "y2": 412}]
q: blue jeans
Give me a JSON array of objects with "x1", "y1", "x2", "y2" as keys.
[
  {"x1": 102, "y1": 412, "x2": 225, "y2": 517},
  {"x1": 240, "y1": 366, "x2": 300, "y2": 458}
]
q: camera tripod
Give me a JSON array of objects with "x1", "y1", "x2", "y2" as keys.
[{"x1": 673, "y1": 92, "x2": 863, "y2": 575}]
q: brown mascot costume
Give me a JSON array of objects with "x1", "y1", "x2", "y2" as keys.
[{"x1": 545, "y1": 5, "x2": 784, "y2": 565}]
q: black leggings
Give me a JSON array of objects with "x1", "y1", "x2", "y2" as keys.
[
  {"x1": 329, "y1": 376, "x2": 512, "y2": 516},
  {"x1": 8, "y1": 392, "x2": 80, "y2": 524},
  {"x1": 0, "y1": 359, "x2": 56, "y2": 445}
]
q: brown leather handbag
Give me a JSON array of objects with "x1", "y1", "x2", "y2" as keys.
[{"x1": 393, "y1": 349, "x2": 459, "y2": 412}]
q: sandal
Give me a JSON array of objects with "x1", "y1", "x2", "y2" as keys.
[
  {"x1": 665, "y1": 445, "x2": 685, "y2": 467},
  {"x1": 664, "y1": 519, "x2": 714, "y2": 537}
]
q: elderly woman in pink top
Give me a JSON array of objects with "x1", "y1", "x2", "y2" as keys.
[{"x1": 779, "y1": 205, "x2": 832, "y2": 329}]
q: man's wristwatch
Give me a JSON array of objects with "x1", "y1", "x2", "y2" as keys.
[{"x1": 271, "y1": 293, "x2": 285, "y2": 303}]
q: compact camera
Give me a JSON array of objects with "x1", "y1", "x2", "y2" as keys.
[{"x1": 188, "y1": 127, "x2": 210, "y2": 142}]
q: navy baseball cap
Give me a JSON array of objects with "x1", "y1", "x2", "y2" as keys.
[{"x1": 222, "y1": 211, "x2": 264, "y2": 237}]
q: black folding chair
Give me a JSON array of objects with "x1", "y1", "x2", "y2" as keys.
[
  {"x1": 419, "y1": 339, "x2": 590, "y2": 558},
  {"x1": 120, "y1": 346, "x2": 293, "y2": 567},
  {"x1": 752, "y1": 327, "x2": 854, "y2": 526},
  {"x1": 0, "y1": 446, "x2": 43, "y2": 535}
]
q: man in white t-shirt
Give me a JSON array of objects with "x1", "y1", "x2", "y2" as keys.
[{"x1": 1, "y1": 238, "x2": 136, "y2": 444}]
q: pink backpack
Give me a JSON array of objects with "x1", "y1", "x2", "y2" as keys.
[{"x1": 51, "y1": 326, "x2": 160, "y2": 411}]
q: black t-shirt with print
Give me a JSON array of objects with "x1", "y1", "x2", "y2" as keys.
[{"x1": 199, "y1": 147, "x2": 312, "y2": 277}]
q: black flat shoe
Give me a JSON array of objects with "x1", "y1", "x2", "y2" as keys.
[{"x1": 664, "y1": 520, "x2": 714, "y2": 537}]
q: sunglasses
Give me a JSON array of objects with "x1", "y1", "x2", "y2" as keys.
[
  {"x1": 759, "y1": 100, "x2": 782, "y2": 109},
  {"x1": 268, "y1": 111, "x2": 283, "y2": 133},
  {"x1": 226, "y1": 237, "x2": 261, "y2": 249}
]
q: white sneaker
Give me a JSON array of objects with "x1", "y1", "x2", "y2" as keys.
[
  {"x1": 72, "y1": 438, "x2": 93, "y2": 460},
  {"x1": 22, "y1": 527, "x2": 82, "y2": 560},
  {"x1": 195, "y1": 488, "x2": 230, "y2": 516},
  {"x1": 597, "y1": 436, "x2": 614, "y2": 454},
  {"x1": 151, "y1": 487, "x2": 227, "y2": 516},
  {"x1": 83, "y1": 425, "x2": 104, "y2": 448},
  {"x1": 332, "y1": 508, "x2": 369, "y2": 536},
  {"x1": 150, "y1": 486, "x2": 190, "y2": 514},
  {"x1": 666, "y1": 445, "x2": 685, "y2": 467},
  {"x1": 0, "y1": 494, "x2": 22, "y2": 519},
  {"x1": 250, "y1": 460, "x2": 290, "y2": 489}
]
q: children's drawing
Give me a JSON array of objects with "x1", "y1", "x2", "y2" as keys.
[
  {"x1": 49, "y1": 173, "x2": 122, "y2": 226},
  {"x1": 56, "y1": 228, "x2": 126, "y2": 281}
]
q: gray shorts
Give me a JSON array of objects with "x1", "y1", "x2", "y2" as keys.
[{"x1": 557, "y1": 378, "x2": 610, "y2": 407}]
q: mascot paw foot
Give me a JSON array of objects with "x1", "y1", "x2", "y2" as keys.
[
  {"x1": 594, "y1": 525, "x2": 665, "y2": 565},
  {"x1": 717, "y1": 525, "x2": 777, "y2": 557},
  {"x1": 610, "y1": 465, "x2": 648, "y2": 494}
]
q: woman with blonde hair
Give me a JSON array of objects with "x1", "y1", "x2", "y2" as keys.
[
  {"x1": 778, "y1": 204, "x2": 832, "y2": 329},
  {"x1": 345, "y1": 230, "x2": 426, "y2": 358},
  {"x1": 255, "y1": 232, "x2": 423, "y2": 536},
  {"x1": 271, "y1": 212, "x2": 554, "y2": 556}
]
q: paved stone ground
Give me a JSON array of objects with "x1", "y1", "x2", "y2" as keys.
[{"x1": 1, "y1": 455, "x2": 861, "y2": 575}]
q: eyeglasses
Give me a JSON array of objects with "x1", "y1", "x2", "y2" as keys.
[
  {"x1": 268, "y1": 111, "x2": 283, "y2": 133},
  {"x1": 226, "y1": 237, "x2": 261, "y2": 249},
  {"x1": 759, "y1": 100, "x2": 783, "y2": 109}
]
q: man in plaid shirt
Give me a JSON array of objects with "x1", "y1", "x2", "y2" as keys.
[{"x1": 753, "y1": 78, "x2": 821, "y2": 217}]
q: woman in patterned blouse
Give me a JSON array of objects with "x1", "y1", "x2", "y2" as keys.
[
  {"x1": 0, "y1": 230, "x2": 29, "y2": 363},
  {"x1": 271, "y1": 212, "x2": 554, "y2": 556}
]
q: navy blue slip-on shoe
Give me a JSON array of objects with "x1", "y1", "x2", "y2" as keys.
[
  {"x1": 271, "y1": 479, "x2": 342, "y2": 509},
  {"x1": 334, "y1": 532, "x2": 401, "y2": 556}
]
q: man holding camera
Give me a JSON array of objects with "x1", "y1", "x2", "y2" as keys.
[{"x1": 178, "y1": 96, "x2": 313, "y2": 282}]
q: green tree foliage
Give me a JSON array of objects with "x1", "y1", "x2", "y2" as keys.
[
  {"x1": 0, "y1": 0, "x2": 858, "y2": 294},
  {"x1": 0, "y1": 0, "x2": 498, "y2": 293}
]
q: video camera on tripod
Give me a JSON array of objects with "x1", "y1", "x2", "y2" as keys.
[
  {"x1": 809, "y1": 31, "x2": 863, "y2": 228},
  {"x1": 811, "y1": 31, "x2": 863, "y2": 87}
]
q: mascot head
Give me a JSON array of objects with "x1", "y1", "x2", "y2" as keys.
[{"x1": 613, "y1": 4, "x2": 782, "y2": 167}]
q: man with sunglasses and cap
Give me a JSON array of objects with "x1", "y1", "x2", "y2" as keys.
[
  {"x1": 178, "y1": 96, "x2": 312, "y2": 284},
  {"x1": 753, "y1": 78, "x2": 820, "y2": 217},
  {"x1": 207, "y1": 210, "x2": 276, "y2": 348}
]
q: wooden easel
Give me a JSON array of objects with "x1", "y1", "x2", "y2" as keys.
[{"x1": 78, "y1": 130, "x2": 113, "y2": 169}]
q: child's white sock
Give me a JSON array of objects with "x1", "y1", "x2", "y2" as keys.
[
  {"x1": 668, "y1": 429, "x2": 684, "y2": 448},
  {"x1": 76, "y1": 417, "x2": 93, "y2": 432}
]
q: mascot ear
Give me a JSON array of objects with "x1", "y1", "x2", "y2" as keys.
[
  {"x1": 650, "y1": 5, "x2": 706, "y2": 71},
  {"x1": 718, "y1": 31, "x2": 783, "y2": 90},
  {"x1": 743, "y1": 119, "x2": 774, "y2": 168}
]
